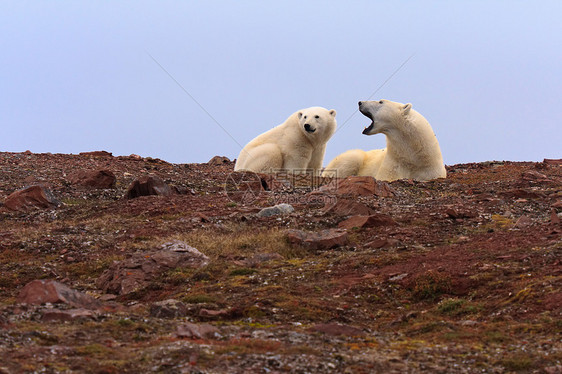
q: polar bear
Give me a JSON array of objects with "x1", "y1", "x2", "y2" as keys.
[
  {"x1": 234, "y1": 107, "x2": 337, "y2": 174},
  {"x1": 323, "y1": 100, "x2": 446, "y2": 181}
]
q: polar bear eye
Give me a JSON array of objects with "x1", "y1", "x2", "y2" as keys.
[
  {"x1": 379, "y1": 100, "x2": 384, "y2": 104},
  {"x1": 304, "y1": 116, "x2": 307, "y2": 119},
  {"x1": 315, "y1": 115, "x2": 319, "y2": 119}
]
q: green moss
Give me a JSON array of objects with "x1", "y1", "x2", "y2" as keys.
[
  {"x1": 75, "y1": 343, "x2": 112, "y2": 357},
  {"x1": 499, "y1": 353, "x2": 535, "y2": 372},
  {"x1": 411, "y1": 271, "x2": 452, "y2": 301}
]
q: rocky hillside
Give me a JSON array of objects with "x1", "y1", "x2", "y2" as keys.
[{"x1": 0, "y1": 151, "x2": 560, "y2": 373}]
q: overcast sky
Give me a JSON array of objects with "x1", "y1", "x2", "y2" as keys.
[{"x1": 1, "y1": 1, "x2": 561, "y2": 165}]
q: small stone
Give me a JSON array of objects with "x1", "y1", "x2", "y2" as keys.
[
  {"x1": 515, "y1": 215, "x2": 533, "y2": 228},
  {"x1": 199, "y1": 308, "x2": 230, "y2": 319},
  {"x1": 256, "y1": 203, "x2": 294, "y2": 217},
  {"x1": 388, "y1": 273, "x2": 408, "y2": 282},
  {"x1": 150, "y1": 299, "x2": 188, "y2": 318},
  {"x1": 41, "y1": 308, "x2": 96, "y2": 322},
  {"x1": 444, "y1": 207, "x2": 476, "y2": 219},
  {"x1": 176, "y1": 322, "x2": 220, "y2": 339}
]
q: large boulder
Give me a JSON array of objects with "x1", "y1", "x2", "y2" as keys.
[
  {"x1": 17, "y1": 280, "x2": 101, "y2": 310},
  {"x1": 286, "y1": 229, "x2": 348, "y2": 250},
  {"x1": 3, "y1": 185, "x2": 60, "y2": 212},
  {"x1": 125, "y1": 175, "x2": 173, "y2": 199},
  {"x1": 69, "y1": 169, "x2": 116, "y2": 189},
  {"x1": 97, "y1": 241, "x2": 209, "y2": 295}
]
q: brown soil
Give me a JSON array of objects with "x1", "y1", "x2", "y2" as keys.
[{"x1": 0, "y1": 151, "x2": 560, "y2": 373}]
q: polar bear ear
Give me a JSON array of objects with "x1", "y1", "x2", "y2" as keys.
[
  {"x1": 329, "y1": 109, "x2": 336, "y2": 117},
  {"x1": 402, "y1": 103, "x2": 412, "y2": 115},
  {"x1": 298, "y1": 112, "x2": 303, "y2": 120}
]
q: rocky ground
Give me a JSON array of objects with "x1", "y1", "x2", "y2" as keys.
[{"x1": 0, "y1": 151, "x2": 560, "y2": 374}]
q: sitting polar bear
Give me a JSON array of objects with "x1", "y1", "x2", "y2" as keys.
[
  {"x1": 323, "y1": 100, "x2": 446, "y2": 181},
  {"x1": 235, "y1": 107, "x2": 337, "y2": 174}
]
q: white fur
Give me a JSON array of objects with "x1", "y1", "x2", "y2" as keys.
[
  {"x1": 235, "y1": 107, "x2": 337, "y2": 174},
  {"x1": 323, "y1": 100, "x2": 446, "y2": 181}
]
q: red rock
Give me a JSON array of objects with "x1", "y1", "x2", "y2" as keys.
[
  {"x1": 207, "y1": 156, "x2": 231, "y2": 165},
  {"x1": 543, "y1": 158, "x2": 562, "y2": 166},
  {"x1": 444, "y1": 207, "x2": 477, "y2": 219},
  {"x1": 551, "y1": 209, "x2": 561, "y2": 224},
  {"x1": 79, "y1": 151, "x2": 113, "y2": 157},
  {"x1": 515, "y1": 215, "x2": 533, "y2": 228},
  {"x1": 3, "y1": 185, "x2": 60, "y2": 212},
  {"x1": 366, "y1": 238, "x2": 400, "y2": 249},
  {"x1": 286, "y1": 229, "x2": 348, "y2": 250},
  {"x1": 322, "y1": 198, "x2": 376, "y2": 217},
  {"x1": 338, "y1": 214, "x2": 397, "y2": 230},
  {"x1": 125, "y1": 175, "x2": 173, "y2": 199},
  {"x1": 552, "y1": 200, "x2": 562, "y2": 209},
  {"x1": 336, "y1": 176, "x2": 394, "y2": 197},
  {"x1": 199, "y1": 308, "x2": 231, "y2": 319},
  {"x1": 69, "y1": 169, "x2": 116, "y2": 189},
  {"x1": 500, "y1": 189, "x2": 543, "y2": 199},
  {"x1": 96, "y1": 241, "x2": 209, "y2": 295},
  {"x1": 309, "y1": 323, "x2": 365, "y2": 337},
  {"x1": 521, "y1": 170, "x2": 549, "y2": 181},
  {"x1": 17, "y1": 280, "x2": 101, "y2": 309},
  {"x1": 41, "y1": 308, "x2": 96, "y2": 322},
  {"x1": 176, "y1": 321, "x2": 220, "y2": 339}
]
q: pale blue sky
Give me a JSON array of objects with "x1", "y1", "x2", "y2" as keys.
[{"x1": 1, "y1": 1, "x2": 561, "y2": 165}]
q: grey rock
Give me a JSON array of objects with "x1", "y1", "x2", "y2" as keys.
[{"x1": 256, "y1": 203, "x2": 294, "y2": 217}]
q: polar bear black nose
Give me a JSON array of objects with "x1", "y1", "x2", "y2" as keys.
[{"x1": 358, "y1": 101, "x2": 363, "y2": 107}]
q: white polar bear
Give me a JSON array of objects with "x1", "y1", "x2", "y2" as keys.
[
  {"x1": 323, "y1": 100, "x2": 446, "y2": 181},
  {"x1": 234, "y1": 107, "x2": 337, "y2": 174}
]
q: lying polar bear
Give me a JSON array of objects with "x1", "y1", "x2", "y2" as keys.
[
  {"x1": 235, "y1": 107, "x2": 337, "y2": 175},
  {"x1": 323, "y1": 99, "x2": 446, "y2": 181}
]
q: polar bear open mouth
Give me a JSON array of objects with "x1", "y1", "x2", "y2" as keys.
[{"x1": 360, "y1": 109, "x2": 375, "y2": 135}]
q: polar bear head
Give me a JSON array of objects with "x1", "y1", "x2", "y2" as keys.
[
  {"x1": 296, "y1": 107, "x2": 337, "y2": 144},
  {"x1": 358, "y1": 99, "x2": 412, "y2": 136}
]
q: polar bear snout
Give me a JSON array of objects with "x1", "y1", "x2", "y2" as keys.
[{"x1": 304, "y1": 123, "x2": 316, "y2": 133}]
